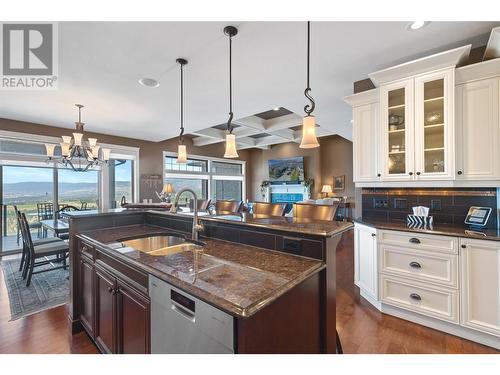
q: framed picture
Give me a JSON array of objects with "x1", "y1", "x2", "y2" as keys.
[{"x1": 334, "y1": 175, "x2": 345, "y2": 191}]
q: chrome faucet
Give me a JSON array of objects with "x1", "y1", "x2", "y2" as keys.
[{"x1": 170, "y1": 188, "x2": 204, "y2": 241}]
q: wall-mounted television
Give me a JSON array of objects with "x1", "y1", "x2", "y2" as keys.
[{"x1": 268, "y1": 157, "x2": 305, "y2": 182}]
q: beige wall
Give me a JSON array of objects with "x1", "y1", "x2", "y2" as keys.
[
  {"x1": 246, "y1": 135, "x2": 354, "y2": 201},
  {"x1": 0, "y1": 118, "x2": 252, "y2": 201}
]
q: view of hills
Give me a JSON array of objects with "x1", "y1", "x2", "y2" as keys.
[{"x1": 2, "y1": 181, "x2": 131, "y2": 204}]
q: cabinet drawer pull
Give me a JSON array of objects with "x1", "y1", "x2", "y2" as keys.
[
  {"x1": 371, "y1": 233, "x2": 376, "y2": 237},
  {"x1": 409, "y1": 261, "x2": 421, "y2": 269},
  {"x1": 461, "y1": 244, "x2": 466, "y2": 249},
  {"x1": 409, "y1": 172, "x2": 413, "y2": 176},
  {"x1": 409, "y1": 293, "x2": 421, "y2": 301},
  {"x1": 416, "y1": 171, "x2": 421, "y2": 176},
  {"x1": 457, "y1": 170, "x2": 463, "y2": 175},
  {"x1": 409, "y1": 238, "x2": 421, "y2": 244},
  {"x1": 377, "y1": 173, "x2": 381, "y2": 177},
  {"x1": 107, "y1": 286, "x2": 114, "y2": 293}
]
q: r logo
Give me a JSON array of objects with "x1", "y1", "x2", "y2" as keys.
[{"x1": 2, "y1": 23, "x2": 53, "y2": 75}]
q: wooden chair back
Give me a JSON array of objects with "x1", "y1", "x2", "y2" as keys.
[
  {"x1": 252, "y1": 202, "x2": 287, "y2": 216},
  {"x1": 215, "y1": 200, "x2": 242, "y2": 213},
  {"x1": 293, "y1": 203, "x2": 338, "y2": 221}
]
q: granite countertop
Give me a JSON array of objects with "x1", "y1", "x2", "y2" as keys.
[
  {"x1": 79, "y1": 224, "x2": 325, "y2": 318},
  {"x1": 355, "y1": 217, "x2": 500, "y2": 241},
  {"x1": 177, "y1": 211, "x2": 354, "y2": 237}
]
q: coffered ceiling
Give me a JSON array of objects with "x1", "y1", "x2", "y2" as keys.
[{"x1": 0, "y1": 21, "x2": 498, "y2": 144}]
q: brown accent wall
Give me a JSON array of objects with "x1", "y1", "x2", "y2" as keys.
[
  {"x1": 246, "y1": 135, "x2": 354, "y2": 202},
  {"x1": 0, "y1": 118, "x2": 252, "y2": 201}
]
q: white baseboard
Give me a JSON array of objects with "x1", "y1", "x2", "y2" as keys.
[
  {"x1": 381, "y1": 303, "x2": 500, "y2": 350},
  {"x1": 360, "y1": 289, "x2": 382, "y2": 311}
]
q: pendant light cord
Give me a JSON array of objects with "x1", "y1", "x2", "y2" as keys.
[
  {"x1": 179, "y1": 62, "x2": 185, "y2": 143},
  {"x1": 227, "y1": 32, "x2": 234, "y2": 134},
  {"x1": 304, "y1": 21, "x2": 315, "y2": 116}
]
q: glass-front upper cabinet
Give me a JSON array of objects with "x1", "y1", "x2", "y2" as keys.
[
  {"x1": 380, "y1": 79, "x2": 414, "y2": 180},
  {"x1": 414, "y1": 69, "x2": 454, "y2": 180}
]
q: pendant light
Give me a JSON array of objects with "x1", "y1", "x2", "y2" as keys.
[
  {"x1": 176, "y1": 58, "x2": 188, "y2": 164},
  {"x1": 299, "y1": 21, "x2": 320, "y2": 149},
  {"x1": 223, "y1": 25, "x2": 239, "y2": 158}
]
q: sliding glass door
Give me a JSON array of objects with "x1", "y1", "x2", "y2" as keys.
[
  {"x1": 1, "y1": 165, "x2": 54, "y2": 253},
  {"x1": 108, "y1": 159, "x2": 134, "y2": 208},
  {"x1": 58, "y1": 168, "x2": 99, "y2": 210}
]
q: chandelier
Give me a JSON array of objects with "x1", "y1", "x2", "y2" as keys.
[{"x1": 45, "y1": 104, "x2": 111, "y2": 172}]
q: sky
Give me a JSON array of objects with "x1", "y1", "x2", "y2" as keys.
[{"x1": 2, "y1": 160, "x2": 132, "y2": 184}]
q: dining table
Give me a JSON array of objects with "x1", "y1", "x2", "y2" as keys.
[{"x1": 40, "y1": 219, "x2": 69, "y2": 238}]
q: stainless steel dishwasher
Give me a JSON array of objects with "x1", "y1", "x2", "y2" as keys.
[{"x1": 149, "y1": 275, "x2": 234, "y2": 354}]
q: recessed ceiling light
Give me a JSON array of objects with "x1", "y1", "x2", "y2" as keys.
[
  {"x1": 273, "y1": 107, "x2": 281, "y2": 111},
  {"x1": 407, "y1": 21, "x2": 429, "y2": 31},
  {"x1": 138, "y1": 78, "x2": 160, "y2": 88}
]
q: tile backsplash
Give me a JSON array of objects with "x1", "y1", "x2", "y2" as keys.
[{"x1": 361, "y1": 188, "x2": 498, "y2": 228}]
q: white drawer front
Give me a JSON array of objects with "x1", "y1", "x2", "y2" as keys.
[
  {"x1": 381, "y1": 275, "x2": 459, "y2": 323},
  {"x1": 378, "y1": 230, "x2": 458, "y2": 254},
  {"x1": 380, "y1": 245, "x2": 458, "y2": 288}
]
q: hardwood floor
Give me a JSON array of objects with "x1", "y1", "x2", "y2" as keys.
[
  {"x1": 336, "y1": 230, "x2": 499, "y2": 354},
  {"x1": 0, "y1": 231, "x2": 497, "y2": 354},
  {"x1": 0, "y1": 256, "x2": 98, "y2": 354}
]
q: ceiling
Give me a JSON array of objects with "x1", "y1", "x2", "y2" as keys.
[{"x1": 0, "y1": 21, "x2": 498, "y2": 143}]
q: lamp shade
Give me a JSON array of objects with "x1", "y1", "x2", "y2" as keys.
[
  {"x1": 224, "y1": 133, "x2": 239, "y2": 158},
  {"x1": 60, "y1": 142, "x2": 70, "y2": 157},
  {"x1": 162, "y1": 183, "x2": 174, "y2": 194},
  {"x1": 45, "y1": 144, "x2": 56, "y2": 158},
  {"x1": 177, "y1": 144, "x2": 187, "y2": 164},
  {"x1": 88, "y1": 138, "x2": 98, "y2": 147},
  {"x1": 299, "y1": 115, "x2": 319, "y2": 149},
  {"x1": 321, "y1": 184, "x2": 333, "y2": 193},
  {"x1": 102, "y1": 148, "x2": 111, "y2": 161},
  {"x1": 91, "y1": 145, "x2": 100, "y2": 159},
  {"x1": 73, "y1": 132, "x2": 83, "y2": 146},
  {"x1": 61, "y1": 135, "x2": 72, "y2": 144}
]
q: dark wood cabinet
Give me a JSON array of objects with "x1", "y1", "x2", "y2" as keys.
[
  {"x1": 79, "y1": 257, "x2": 95, "y2": 337},
  {"x1": 79, "y1": 240, "x2": 151, "y2": 354},
  {"x1": 117, "y1": 280, "x2": 150, "y2": 354},
  {"x1": 94, "y1": 265, "x2": 117, "y2": 354}
]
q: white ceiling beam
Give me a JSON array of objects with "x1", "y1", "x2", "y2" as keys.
[{"x1": 190, "y1": 127, "x2": 226, "y2": 139}]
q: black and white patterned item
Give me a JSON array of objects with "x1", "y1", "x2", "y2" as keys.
[{"x1": 407, "y1": 215, "x2": 434, "y2": 229}]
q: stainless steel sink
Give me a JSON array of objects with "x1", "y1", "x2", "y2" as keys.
[{"x1": 119, "y1": 235, "x2": 204, "y2": 256}]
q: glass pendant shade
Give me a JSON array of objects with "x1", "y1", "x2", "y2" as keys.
[
  {"x1": 299, "y1": 115, "x2": 319, "y2": 149},
  {"x1": 73, "y1": 132, "x2": 83, "y2": 146},
  {"x1": 88, "y1": 138, "x2": 98, "y2": 147},
  {"x1": 102, "y1": 148, "x2": 111, "y2": 161},
  {"x1": 224, "y1": 133, "x2": 239, "y2": 158},
  {"x1": 45, "y1": 144, "x2": 56, "y2": 158},
  {"x1": 177, "y1": 144, "x2": 187, "y2": 164},
  {"x1": 60, "y1": 142, "x2": 70, "y2": 156},
  {"x1": 62, "y1": 135, "x2": 72, "y2": 144},
  {"x1": 91, "y1": 145, "x2": 100, "y2": 158}
]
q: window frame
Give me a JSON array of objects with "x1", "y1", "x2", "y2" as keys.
[{"x1": 163, "y1": 151, "x2": 246, "y2": 201}]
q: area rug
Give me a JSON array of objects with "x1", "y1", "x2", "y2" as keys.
[{"x1": 0, "y1": 258, "x2": 69, "y2": 321}]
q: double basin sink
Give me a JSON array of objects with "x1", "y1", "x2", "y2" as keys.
[{"x1": 119, "y1": 234, "x2": 204, "y2": 256}]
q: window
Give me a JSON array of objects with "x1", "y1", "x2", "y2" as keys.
[
  {"x1": 211, "y1": 179, "x2": 242, "y2": 201},
  {"x1": 1, "y1": 165, "x2": 54, "y2": 237},
  {"x1": 58, "y1": 168, "x2": 99, "y2": 210},
  {"x1": 109, "y1": 159, "x2": 134, "y2": 208},
  {"x1": 165, "y1": 156, "x2": 208, "y2": 173},
  {"x1": 163, "y1": 152, "x2": 245, "y2": 205}
]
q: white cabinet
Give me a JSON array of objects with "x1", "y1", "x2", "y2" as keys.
[
  {"x1": 344, "y1": 89, "x2": 380, "y2": 182},
  {"x1": 379, "y1": 69, "x2": 455, "y2": 181},
  {"x1": 455, "y1": 77, "x2": 500, "y2": 180},
  {"x1": 354, "y1": 223, "x2": 378, "y2": 303},
  {"x1": 352, "y1": 102, "x2": 379, "y2": 182},
  {"x1": 460, "y1": 238, "x2": 500, "y2": 337}
]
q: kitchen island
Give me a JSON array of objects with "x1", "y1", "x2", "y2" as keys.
[{"x1": 67, "y1": 209, "x2": 352, "y2": 353}]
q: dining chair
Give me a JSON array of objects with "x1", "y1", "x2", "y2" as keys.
[
  {"x1": 19, "y1": 212, "x2": 69, "y2": 287},
  {"x1": 15, "y1": 208, "x2": 62, "y2": 272},
  {"x1": 37, "y1": 202, "x2": 54, "y2": 237},
  {"x1": 55, "y1": 205, "x2": 80, "y2": 219},
  {"x1": 80, "y1": 202, "x2": 88, "y2": 210},
  {"x1": 252, "y1": 201, "x2": 287, "y2": 216},
  {"x1": 293, "y1": 202, "x2": 339, "y2": 221},
  {"x1": 215, "y1": 200, "x2": 243, "y2": 214}
]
